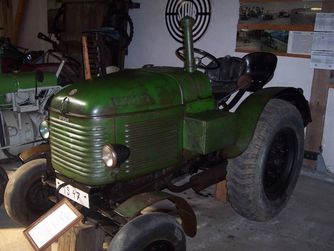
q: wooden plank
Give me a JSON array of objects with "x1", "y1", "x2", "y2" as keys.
[
  {"x1": 81, "y1": 36, "x2": 92, "y2": 80},
  {"x1": 238, "y1": 23, "x2": 314, "y2": 32},
  {"x1": 12, "y1": 0, "x2": 26, "y2": 45},
  {"x1": 235, "y1": 48, "x2": 310, "y2": 58},
  {"x1": 57, "y1": 223, "x2": 104, "y2": 251},
  {"x1": 215, "y1": 180, "x2": 228, "y2": 202}
]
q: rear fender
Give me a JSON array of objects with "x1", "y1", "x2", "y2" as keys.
[
  {"x1": 114, "y1": 191, "x2": 197, "y2": 237},
  {"x1": 224, "y1": 87, "x2": 311, "y2": 158}
]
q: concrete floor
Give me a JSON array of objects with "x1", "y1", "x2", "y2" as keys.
[{"x1": 1, "y1": 164, "x2": 334, "y2": 251}]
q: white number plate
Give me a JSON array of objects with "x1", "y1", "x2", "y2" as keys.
[{"x1": 56, "y1": 178, "x2": 90, "y2": 208}]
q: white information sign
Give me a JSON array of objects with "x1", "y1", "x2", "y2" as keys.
[
  {"x1": 312, "y1": 32, "x2": 334, "y2": 51},
  {"x1": 310, "y1": 51, "x2": 334, "y2": 70},
  {"x1": 311, "y1": 13, "x2": 334, "y2": 69},
  {"x1": 314, "y1": 13, "x2": 334, "y2": 32},
  {"x1": 24, "y1": 199, "x2": 82, "y2": 250},
  {"x1": 287, "y1": 31, "x2": 313, "y2": 55}
]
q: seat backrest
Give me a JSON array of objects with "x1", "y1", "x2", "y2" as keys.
[
  {"x1": 206, "y1": 56, "x2": 245, "y2": 87},
  {"x1": 242, "y1": 52, "x2": 277, "y2": 91}
]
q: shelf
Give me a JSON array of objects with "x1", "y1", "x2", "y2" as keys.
[
  {"x1": 240, "y1": 0, "x2": 322, "y2": 3},
  {"x1": 238, "y1": 23, "x2": 314, "y2": 31},
  {"x1": 235, "y1": 48, "x2": 311, "y2": 58}
]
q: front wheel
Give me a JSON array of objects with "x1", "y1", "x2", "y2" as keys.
[
  {"x1": 109, "y1": 213, "x2": 186, "y2": 251},
  {"x1": 227, "y1": 99, "x2": 304, "y2": 221},
  {"x1": 0, "y1": 166, "x2": 8, "y2": 206},
  {"x1": 4, "y1": 159, "x2": 53, "y2": 226}
]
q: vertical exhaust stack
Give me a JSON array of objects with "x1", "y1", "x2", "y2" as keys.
[{"x1": 180, "y1": 16, "x2": 196, "y2": 73}]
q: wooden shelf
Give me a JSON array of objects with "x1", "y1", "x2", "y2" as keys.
[
  {"x1": 235, "y1": 48, "x2": 311, "y2": 58},
  {"x1": 238, "y1": 23, "x2": 314, "y2": 31}
]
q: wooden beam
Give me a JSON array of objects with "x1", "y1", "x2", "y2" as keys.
[
  {"x1": 215, "y1": 180, "x2": 228, "y2": 202},
  {"x1": 304, "y1": 2, "x2": 334, "y2": 169},
  {"x1": 81, "y1": 36, "x2": 92, "y2": 80},
  {"x1": 12, "y1": 0, "x2": 27, "y2": 45},
  {"x1": 304, "y1": 70, "x2": 331, "y2": 169},
  {"x1": 0, "y1": 0, "x2": 14, "y2": 38}
]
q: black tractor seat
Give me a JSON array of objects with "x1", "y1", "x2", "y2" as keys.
[{"x1": 206, "y1": 52, "x2": 277, "y2": 110}]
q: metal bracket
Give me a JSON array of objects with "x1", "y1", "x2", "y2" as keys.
[{"x1": 304, "y1": 150, "x2": 318, "y2": 160}]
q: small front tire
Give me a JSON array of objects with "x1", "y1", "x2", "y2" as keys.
[
  {"x1": 0, "y1": 166, "x2": 8, "y2": 206},
  {"x1": 4, "y1": 159, "x2": 53, "y2": 226},
  {"x1": 109, "y1": 213, "x2": 186, "y2": 251}
]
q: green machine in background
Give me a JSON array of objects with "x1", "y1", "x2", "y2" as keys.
[
  {"x1": 0, "y1": 48, "x2": 60, "y2": 158},
  {"x1": 5, "y1": 16, "x2": 311, "y2": 250}
]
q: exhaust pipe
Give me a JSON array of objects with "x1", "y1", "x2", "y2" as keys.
[
  {"x1": 164, "y1": 163, "x2": 227, "y2": 193},
  {"x1": 180, "y1": 17, "x2": 196, "y2": 73}
]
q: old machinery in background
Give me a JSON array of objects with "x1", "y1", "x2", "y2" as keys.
[
  {"x1": 5, "y1": 16, "x2": 311, "y2": 251},
  {"x1": 47, "y1": 0, "x2": 140, "y2": 75}
]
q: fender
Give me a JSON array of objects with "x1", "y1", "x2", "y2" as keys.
[
  {"x1": 19, "y1": 144, "x2": 50, "y2": 163},
  {"x1": 114, "y1": 191, "x2": 197, "y2": 237},
  {"x1": 223, "y1": 87, "x2": 311, "y2": 158}
]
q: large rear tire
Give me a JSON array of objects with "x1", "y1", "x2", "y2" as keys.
[
  {"x1": 4, "y1": 159, "x2": 53, "y2": 226},
  {"x1": 109, "y1": 213, "x2": 186, "y2": 251},
  {"x1": 227, "y1": 99, "x2": 304, "y2": 221}
]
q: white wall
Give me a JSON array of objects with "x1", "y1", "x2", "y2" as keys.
[
  {"x1": 126, "y1": 0, "x2": 313, "y2": 100},
  {"x1": 13, "y1": 0, "x2": 50, "y2": 51}
]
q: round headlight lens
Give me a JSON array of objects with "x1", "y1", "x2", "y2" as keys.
[
  {"x1": 39, "y1": 120, "x2": 50, "y2": 140},
  {"x1": 102, "y1": 144, "x2": 117, "y2": 168}
]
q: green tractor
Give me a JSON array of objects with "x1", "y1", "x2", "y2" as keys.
[{"x1": 5, "y1": 17, "x2": 310, "y2": 250}]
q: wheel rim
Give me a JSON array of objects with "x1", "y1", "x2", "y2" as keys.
[
  {"x1": 26, "y1": 179, "x2": 52, "y2": 213},
  {"x1": 144, "y1": 240, "x2": 175, "y2": 251},
  {"x1": 263, "y1": 128, "x2": 297, "y2": 201}
]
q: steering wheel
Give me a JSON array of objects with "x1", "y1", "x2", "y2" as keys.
[{"x1": 176, "y1": 47, "x2": 220, "y2": 70}]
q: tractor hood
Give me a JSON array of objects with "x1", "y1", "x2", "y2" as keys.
[
  {"x1": 0, "y1": 71, "x2": 58, "y2": 94},
  {"x1": 50, "y1": 67, "x2": 212, "y2": 117}
]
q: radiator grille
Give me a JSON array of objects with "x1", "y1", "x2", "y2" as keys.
[
  {"x1": 123, "y1": 117, "x2": 181, "y2": 172},
  {"x1": 50, "y1": 116, "x2": 106, "y2": 179}
]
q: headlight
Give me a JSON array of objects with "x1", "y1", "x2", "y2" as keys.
[
  {"x1": 102, "y1": 145, "x2": 118, "y2": 168},
  {"x1": 102, "y1": 144, "x2": 130, "y2": 168},
  {"x1": 39, "y1": 120, "x2": 50, "y2": 140}
]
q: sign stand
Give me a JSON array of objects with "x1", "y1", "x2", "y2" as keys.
[
  {"x1": 23, "y1": 198, "x2": 104, "y2": 251},
  {"x1": 57, "y1": 223, "x2": 105, "y2": 251}
]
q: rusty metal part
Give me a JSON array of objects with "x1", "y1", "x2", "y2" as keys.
[
  {"x1": 237, "y1": 74, "x2": 253, "y2": 90},
  {"x1": 164, "y1": 162, "x2": 227, "y2": 193},
  {"x1": 114, "y1": 191, "x2": 197, "y2": 237},
  {"x1": 164, "y1": 178, "x2": 192, "y2": 193},
  {"x1": 190, "y1": 164, "x2": 227, "y2": 192},
  {"x1": 19, "y1": 144, "x2": 50, "y2": 163}
]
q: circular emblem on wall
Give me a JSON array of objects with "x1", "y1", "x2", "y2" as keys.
[{"x1": 165, "y1": 0, "x2": 211, "y2": 43}]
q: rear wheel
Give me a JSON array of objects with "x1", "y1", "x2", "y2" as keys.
[
  {"x1": 109, "y1": 213, "x2": 186, "y2": 251},
  {"x1": 4, "y1": 159, "x2": 53, "y2": 226},
  {"x1": 227, "y1": 99, "x2": 304, "y2": 221}
]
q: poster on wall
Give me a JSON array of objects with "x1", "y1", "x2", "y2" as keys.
[
  {"x1": 236, "y1": 29, "x2": 289, "y2": 54},
  {"x1": 239, "y1": 2, "x2": 322, "y2": 26},
  {"x1": 237, "y1": 1, "x2": 320, "y2": 57}
]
